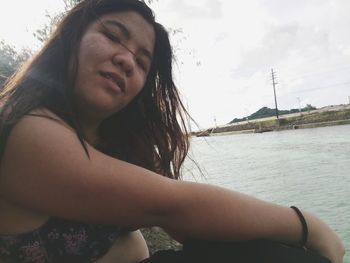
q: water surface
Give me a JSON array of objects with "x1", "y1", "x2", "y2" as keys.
[{"x1": 185, "y1": 124, "x2": 350, "y2": 262}]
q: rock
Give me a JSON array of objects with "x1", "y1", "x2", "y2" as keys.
[{"x1": 141, "y1": 227, "x2": 182, "y2": 255}]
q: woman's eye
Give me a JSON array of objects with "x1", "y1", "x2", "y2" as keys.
[
  {"x1": 136, "y1": 58, "x2": 148, "y2": 72},
  {"x1": 104, "y1": 31, "x2": 121, "y2": 43}
]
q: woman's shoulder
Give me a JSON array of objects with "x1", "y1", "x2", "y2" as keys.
[
  {"x1": 0, "y1": 107, "x2": 88, "y2": 187},
  {"x1": 2, "y1": 108, "x2": 85, "y2": 165},
  {"x1": 24, "y1": 107, "x2": 73, "y2": 131},
  {"x1": 4, "y1": 107, "x2": 78, "y2": 149},
  {"x1": 0, "y1": 107, "x2": 97, "y2": 222}
]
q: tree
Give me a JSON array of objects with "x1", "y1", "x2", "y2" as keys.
[
  {"x1": 34, "y1": 0, "x2": 81, "y2": 43},
  {"x1": 303, "y1": 104, "x2": 316, "y2": 112},
  {"x1": 34, "y1": 0, "x2": 156, "y2": 43},
  {"x1": 1, "y1": 0, "x2": 78, "y2": 86},
  {"x1": 0, "y1": 40, "x2": 32, "y2": 87}
]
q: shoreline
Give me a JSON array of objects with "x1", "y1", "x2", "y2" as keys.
[
  {"x1": 207, "y1": 118, "x2": 350, "y2": 137},
  {"x1": 194, "y1": 105, "x2": 350, "y2": 137}
]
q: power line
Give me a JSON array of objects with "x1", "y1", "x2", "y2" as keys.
[
  {"x1": 288, "y1": 81, "x2": 350, "y2": 94},
  {"x1": 281, "y1": 66, "x2": 350, "y2": 82},
  {"x1": 278, "y1": 60, "x2": 350, "y2": 77}
]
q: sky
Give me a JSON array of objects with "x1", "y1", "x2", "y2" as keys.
[{"x1": 0, "y1": 0, "x2": 350, "y2": 129}]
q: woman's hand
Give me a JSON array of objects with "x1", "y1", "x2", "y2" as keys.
[{"x1": 304, "y1": 211, "x2": 345, "y2": 263}]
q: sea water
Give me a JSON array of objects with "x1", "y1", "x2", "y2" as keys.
[{"x1": 184, "y1": 124, "x2": 350, "y2": 262}]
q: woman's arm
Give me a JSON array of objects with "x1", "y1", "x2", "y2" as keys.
[
  {"x1": 0, "y1": 114, "x2": 344, "y2": 262},
  {"x1": 161, "y1": 183, "x2": 344, "y2": 263}
]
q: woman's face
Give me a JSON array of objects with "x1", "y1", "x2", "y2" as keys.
[{"x1": 73, "y1": 11, "x2": 155, "y2": 121}]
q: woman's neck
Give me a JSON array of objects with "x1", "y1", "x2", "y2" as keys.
[{"x1": 79, "y1": 120, "x2": 100, "y2": 147}]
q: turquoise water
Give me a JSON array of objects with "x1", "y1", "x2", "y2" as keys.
[{"x1": 184, "y1": 124, "x2": 350, "y2": 262}]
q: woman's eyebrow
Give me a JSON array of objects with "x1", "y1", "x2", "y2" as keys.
[
  {"x1": 104, "y1": 20, "x2": 130, "y2": 38},
  {"x1": 103, "y1": 20, "x2": 153, "y2": 61}
]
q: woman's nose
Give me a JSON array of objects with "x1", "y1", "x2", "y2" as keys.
[{"x1": 112, "y1": 51, "x2": 135, "y2": 76}]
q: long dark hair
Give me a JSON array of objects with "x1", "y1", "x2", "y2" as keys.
[{"x1": 0, "y1": 0, "x2": 190, "y2": 180}]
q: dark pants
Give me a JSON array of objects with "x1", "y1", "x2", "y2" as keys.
[{"x1": 140, "y1": 240, "x2": 331, "y2": 263}]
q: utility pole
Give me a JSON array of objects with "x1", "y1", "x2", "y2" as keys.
[
  {"x1": 271, "y1": 69, "x2": 279, "y2": 119},
  {"x1": 296, "y1": 97, "x2": 302, "y2": 115},
  {"x1": 213, "y1": 115, "x2": 217, "y2": 128}
]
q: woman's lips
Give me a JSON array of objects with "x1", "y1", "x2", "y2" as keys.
[{"x1": 99, "y1": 71, "x2": 126, "y2": 93}]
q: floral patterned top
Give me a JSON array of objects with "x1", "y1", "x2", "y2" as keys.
[{"x1": 0, "y1": 217, "x2": 125, "y2": 263}]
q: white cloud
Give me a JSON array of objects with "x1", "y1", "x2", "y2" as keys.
[
  {"x1": 162, "y1": 0, "x2": 350, "y2": 128},
  {"x1": 164, "y1": 0, "x2": 223, "y2": 20},
  {"x1": 0, "y1": 0, "x2": 65, "y2": 48},
  {"x1": 344, "y1": 47, "x2": 350, "y2": 56}
]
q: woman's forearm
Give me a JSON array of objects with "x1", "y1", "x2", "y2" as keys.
[
  {"x1": 155, "y1": 180, "x2": 344, "y2": 262},
  {"x1": 158, "y1": 181, "x2": 302, "y2": 244}
]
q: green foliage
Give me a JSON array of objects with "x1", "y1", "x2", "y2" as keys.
[
  {"x1": 34, "y1": 0, "x2": 81, "y2": 43},
  {"x1": 0, "y1": 40, "x2": 32, "y2": 86},
  {"x1": 303, "y1": 104, "x2": 316, "y2": 111},
  {"x1": 208, "y1": 107, "x2": 350, "y2": 135},
  {"x1": 34, "y1": 0, "x2": 156, "y2": 43},
  {"x1": 229, "y1": 106, "x2": 317, "y2": 124}
]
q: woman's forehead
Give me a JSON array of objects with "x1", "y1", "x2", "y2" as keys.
[{"x1": 96, "y1": 11, "x2": 155, "y2": 55}]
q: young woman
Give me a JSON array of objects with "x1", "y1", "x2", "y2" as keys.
[{"x1": 0, "y1": 0, "x2": 345, "y2": 262}]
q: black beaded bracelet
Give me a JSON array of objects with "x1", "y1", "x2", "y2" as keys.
[{"x1": 290, "y1": 206, "x2": 308, "y2": 247}]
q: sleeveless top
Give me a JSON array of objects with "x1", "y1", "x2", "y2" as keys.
[{"x1": 0, "y1": 217, "x2": 126, "y2": 263}]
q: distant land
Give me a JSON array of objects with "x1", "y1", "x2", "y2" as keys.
[
  {"x1": 194, "y1": 104, "x2": 350, "y2": 137},
  {"x1": 229, "y1": 104, "x2": 316, "y2": 124}
]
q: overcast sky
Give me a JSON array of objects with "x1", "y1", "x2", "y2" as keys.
[{"x1": 1, "y1": 0, "x2": 350, "y2": 129}]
